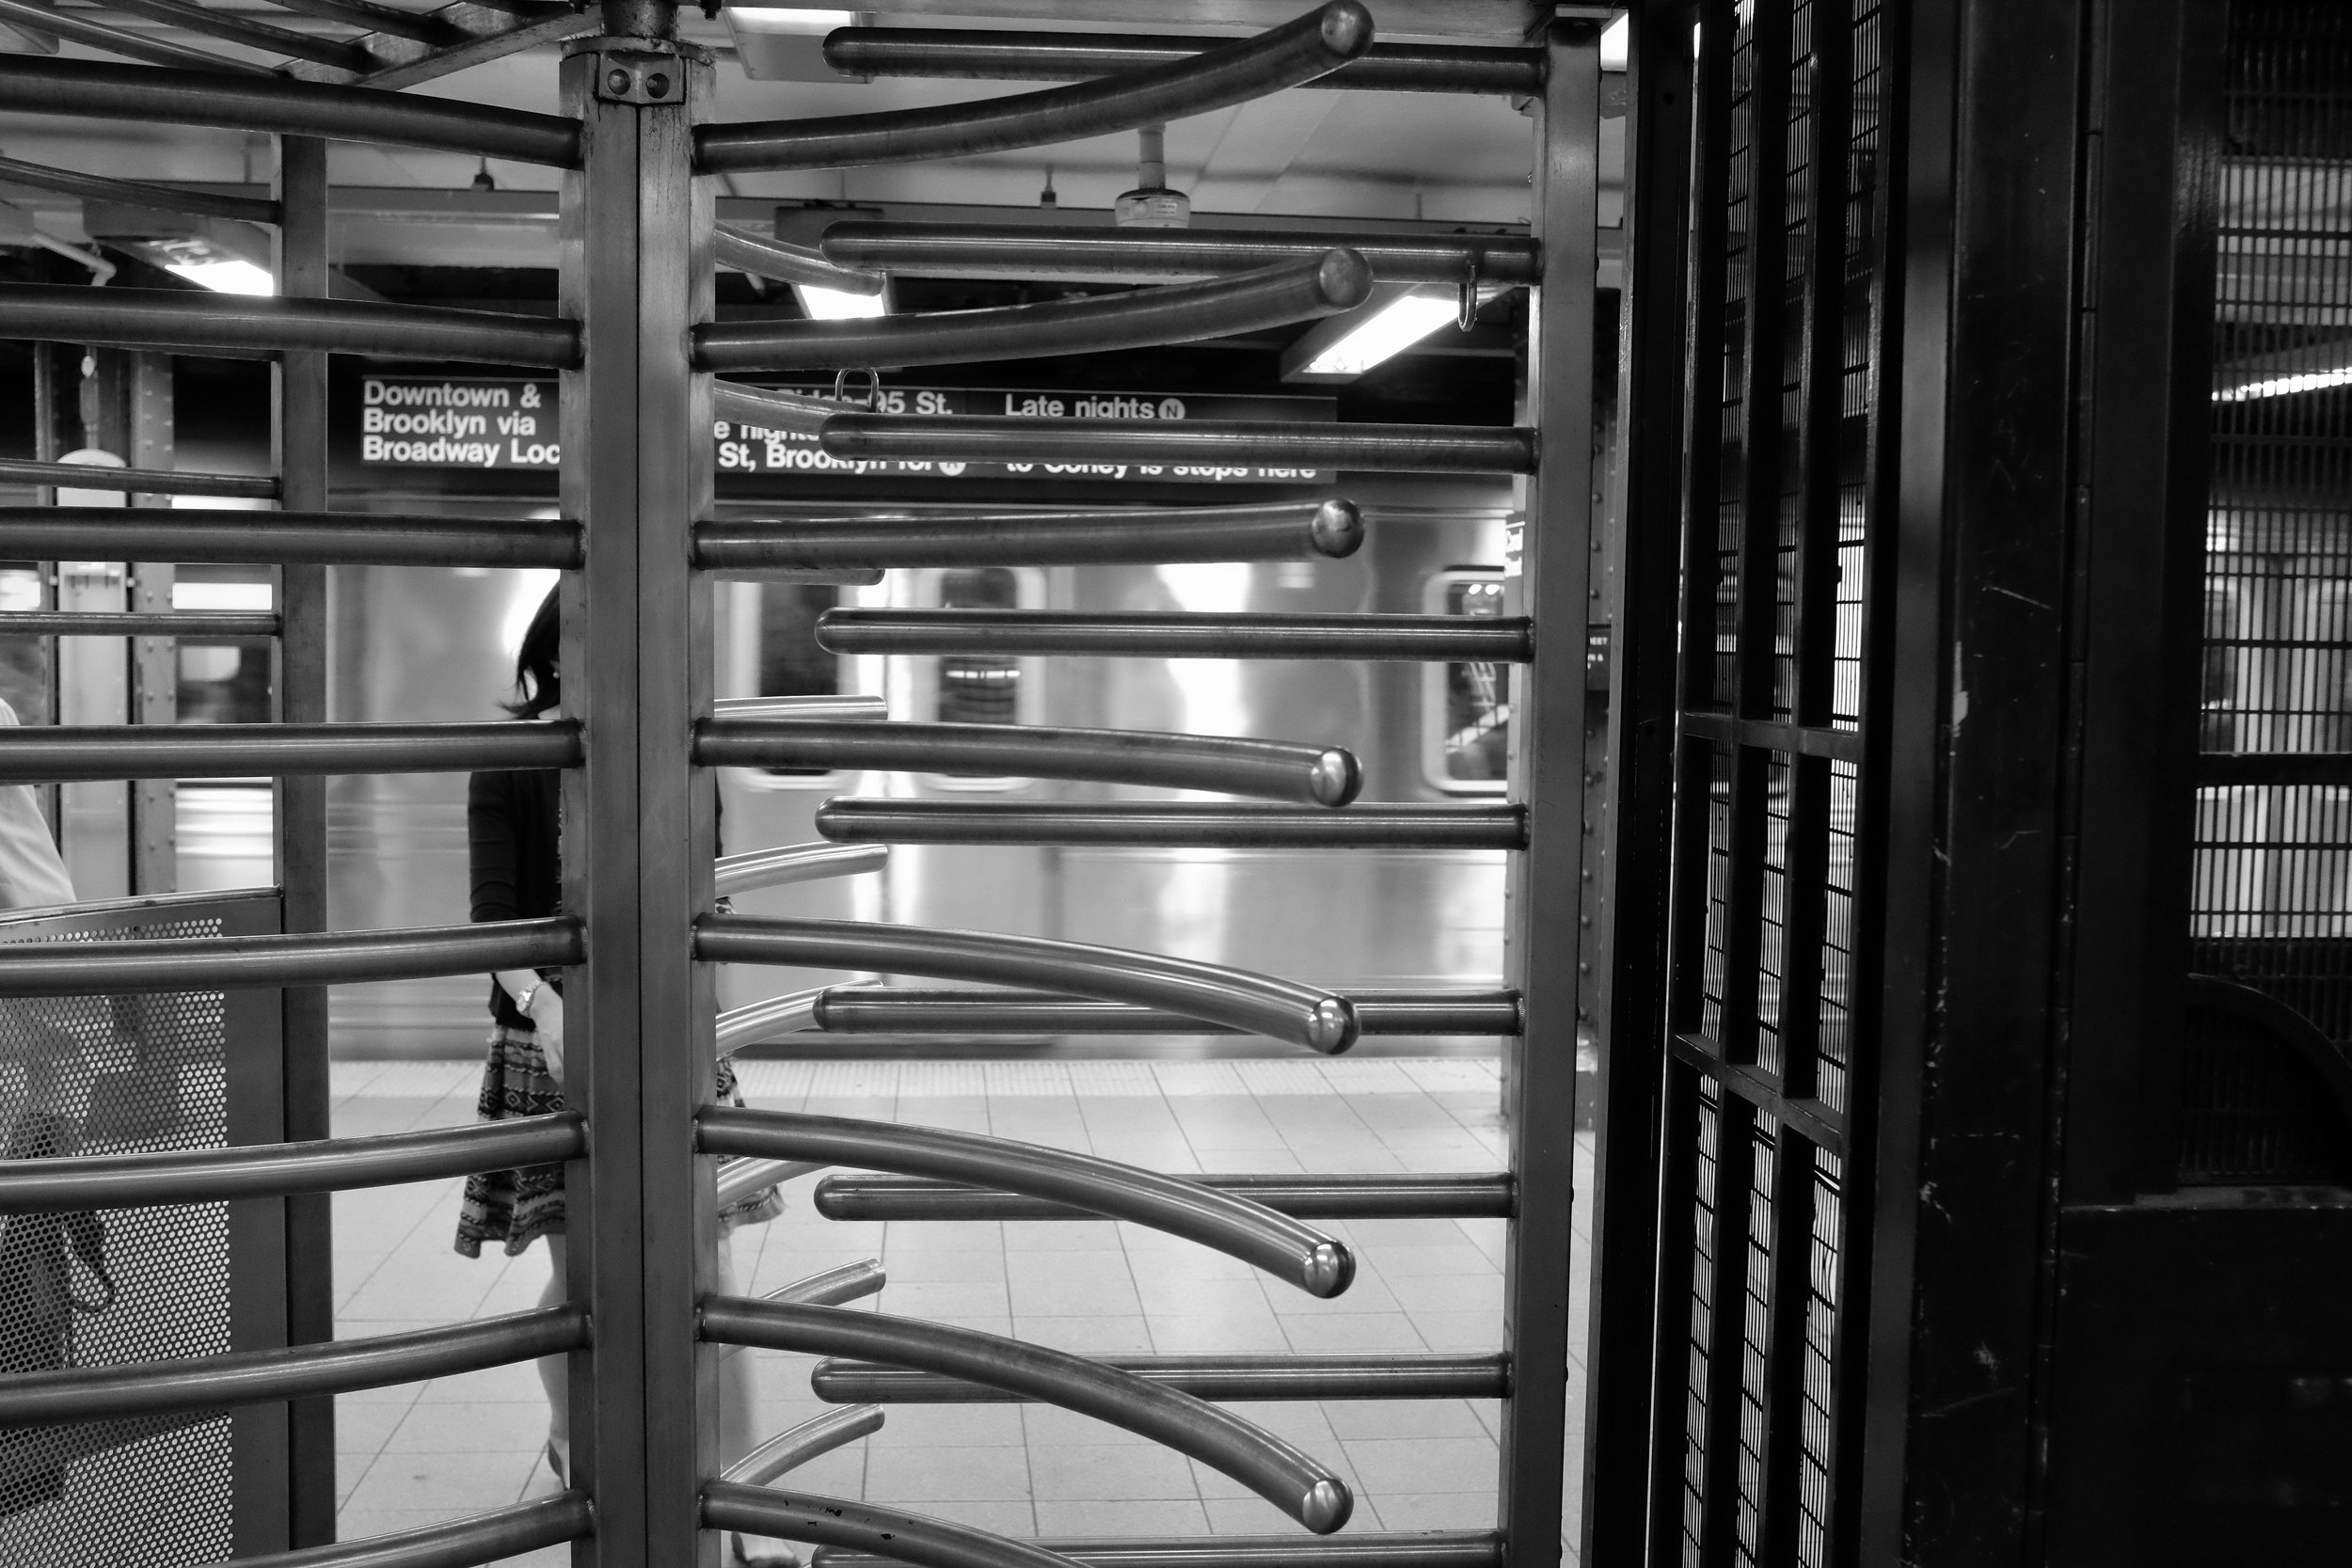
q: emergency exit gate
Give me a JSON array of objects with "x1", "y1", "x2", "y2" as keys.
[{"x1": 0, "y1": 3, "x2": 1604, "y2": 1564}]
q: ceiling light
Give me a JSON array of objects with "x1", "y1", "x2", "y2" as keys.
[
  {"x1": 1601, "y1": 13, "x2": 1629, "y2": 70},
  {"x1": 1282, "y1": 289, "x2": 1458, "y2": 382},
  {"x1": 726, "y1": 6, "x2": 873, "y2": 81},
  {"x1": 793, "y1": 282, "x2": 887, "y2": 320},
  {"x1": 165, "y1": 256, "x2": 275, "y2": 295},
  {"x1": 2215, "y1": 367, "x2": 2352, "y2": 402}
]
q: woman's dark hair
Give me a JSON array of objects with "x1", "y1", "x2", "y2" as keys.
[{"x1": 505, "y1": 585, "x2": 560, "y2": 718}]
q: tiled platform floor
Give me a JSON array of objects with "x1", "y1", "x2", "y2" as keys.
[{"x1": 329, "y1": 1056, "x2": 1594, "y2": 1563}]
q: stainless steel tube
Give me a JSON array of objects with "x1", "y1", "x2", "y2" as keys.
[
  {"x1": 715, "y1": 223, "x2": 887, "y2": 294},
  {"x1": 701, "y1": 1297, "x2": 1351, "y2": 1531},
  {"x1": 0, "y1": 456, "x2": 281, "y2": 500},
  {"x1": 695, "y1": 253, "x2": 1371, "y2": 373},
  {"x1": 0, "y1": 1115, "x2": 583, "y2": 1212},
  {"x1": 716, "y1": 842, "x2": 889, "y2": 896},
  {"x1": 0, "y1": 510, "x2": 580, "y2": 568},
  {"x1": 699, "y1": 916, "x2": 1358, "y2": 1055},
  {"x1": 821, "y1": 416, "x2": 1539, "y2": 476},
  {"x1": 0, "y1": 285, "x2": 580, "y2": 367},
  {"x1": 817, "y1": 609, "x2": 1534, "y2": 662},
  {"x1": 0, "y1": 914, "x2": 580, "y2": 997},
  {"x1": 104, "y1": 0, "x2": 373, "y2": 73},
  {"x1": 823, "y1": 29, "x2": 1541, "y2": 97},
  {"x1": 715, "y1": 988, "x2": 824, "y2": 1053},
  {"x1": 717, "y1": 1157, "x2": 822, "y2": 1211},
  {"x1": 696, "y1": 1, "x2": 1373, "y2": 174},
  {"x1": 199, "y1": 1495, "x2": 594, "y2": 1568},
  {"x1": 0, "y1": 720, "x2": 579, "y2": 782},
  {"x1": 695, "y1": 721, "x2": 1359, "y2": 807},
  {"x1": 821, "y1": 220, "x2": 1538, "y2": 286},
  {"x1": 714, "y1": 379, "x2": 865, "y2": 438},
  {"x1": 697, "y1": 1106, "x2": 1354, "y2": 1294},
  {"x1": 0, "y1": 156, "x2": 281, "y2": 226},
  {"x1": 770, "y1": 1258, "x2": 888, "y2": 1308},
  {"x1": 809, "y1": 986, "x2": 1518, "y2": 1038},
  {"x1": 815, "y1": 1531, "x2": 1504, "y2": 1568},
  {"x1": 813, "y1": 1172, "x2": 1514, "y2": 1222},
  {"x1": 0, "y1": 56, "x2": 581, "y2": 166},
  {"x1": 812, "y1": 1351, "x2": 1510, "y2": 1403},
  {"x1": 713, "y1": 694, "x2": 888, "y2": 721},
  {"x1": 722, "y1": 1405, "x2": 885, "y2": 1487},
  {"x1": 813, "y1": 800, "x2": 1525, "y2": 849},
  {"x1": 704, "y1": 1485, "x2": 1089, "y2": 1568},
  {"x1": 695, "y1": 499, "x2": 1361, "y2": 571},
  {"x1": 0, "y1": 1306, "x2": 586, "y2": 1424},
  {"x1": 0, "y1": 611, "x2": 280, "y2": 639},
  {"x1": 0, "y1": 0, "x2": 267, "y2": 73}
]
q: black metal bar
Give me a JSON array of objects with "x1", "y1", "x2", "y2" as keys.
[
  {"x1": 812, "y1": 1352, "x2": 1508, "y2": 1403},
  {"x1": 813, "y1": 1533, "x2": 1503, "y2": 1568},
  {"x1": 0, "y1": 154, "x2": 282, "y2": 226},
  {"x1": 816, "y1": 609, "x2": 1534, "y2": 662},
  {"x1": 695, "y1": 252, "x2": 1370, "y2": 372},
  {"x1": 823, "y1": 28, "x2": 1540, "y2": 97},
  {"x1": 695, "y1": 499, "x2": 1361, "y2": 571},
  {"x1": 820, "y1": 415, "x2": 1537, "y2": 475},
  {"x1": 0, "y1": 0, "x2": 271, "y2": 72},
  {"x1": 704, "y1": 1486, "x2": 1087, "y2": 1568},
  {"x1": 196, "y1": 1496, "x2": 593, "y2": 1568},
  {"x1": 101, "y1": 0, "x2": 374, "y2": 73},
  {"x1": 715, "y1": 222, "x2": 884, "y2": 293},
  {"x1": 813, "y1": 799, "x2": 1523, "y2": 848},
  {"x1": 809, "y1": 985, "x2": 1518, "y2": 1038},
  {"x1": 0, "y1": 913, "x2": 580, "y2": 995},
  {"x1": 1678, "y1": 709, "x2": 1865, "y2": 763},
  {"x1": 0, "y1": 284, "x2": 580, "y2": 367},
  {"x1": 696, "y1": 1, "x2": 1374, "y2": 174},
  {"x1": 819, "y1": 220, "x2": 1540, "y2": 287},
  {"x1": 0, "y1": 455, "x2": 280, "y2": 499},
  {"x1": 0, "y1": 1306, "x2": 586, "y2": 1424},
  {"x1": 0, "y1": 719, "x2": 578, "y2": 781},
  {"x1": 814, "y1": 1171, "x2": 1514, "y2": 1221},
  {"x1": 0, "y1": 55, "x2": 580, "y2": 166},
  {"x1": 0, "y1": 510, "x2": 580, "y2": 568},
  {"x1": 0, "y1": 610, "x2": 279, "y2": 638}
]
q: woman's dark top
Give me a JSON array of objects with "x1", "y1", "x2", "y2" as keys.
[{"x1": 468, "y1": 767, "x2": 561, "y2": 1029}]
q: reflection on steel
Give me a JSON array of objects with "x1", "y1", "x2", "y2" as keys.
[
  {"x1": 0, "y1": 1305, "x2": 586, "y2": 1423},
  {"x1": 814, "y1": 1171, "x2": 1514, "y2": 1222},
  {"x1": 697, "y1": 253, "x2": 1371, "y2": 373},
  {"x1": 809, "y1": 987, "x2": 1518, "y2": 1038},
  {"x1": 0, "y1": 0, "x2": 268, "y2": 73},
  {"x1": 696, "y1": 722, "x2": 1360, "y2": 808},
  {"x1": 697, "y1": 499, "x2": 1362, "y2": 571},
  {"x1": 0, "y1": 914, "x2": 580, "y2": 997},
  {"x1": 0, "y1": 720, "x2": 579, "y2": 782},
  {"x1": 716, "y1": 988, "x2": 824, "y2": 1054},
  {"x1": 0, "y1": 284, "x2": 580, "y2": 367},
  {"x1": 696, "y1": 1, "x2": 1373, "y2": 174},
  {"x1": 770, "y1": 1258, "x2": 888, "y2": 1308},
  {"x1": 814, "y1": 800, "x2": 1525, "y2": 850},
  {"x1": 702, "y1": 1297, "x2": 1352, "y2": 1531},
  {"x1": 705, "y1": 1484, "x2": 1089, "y2": 1568},
  {"x1": 0, "y1": 55, "x2": 581, "y2": 166},
  {"x1": 818, "y1": 609, "x2": 1534, "y2": 662},
  {"x1": 722, "y1": 1404, "x2": 885, "y2": 1487},
  {"x1": 813, "y1": 1351, "x2": 1509, "y2": 1402},
  {"x1": 0, "y1": 153, "x2": 281, "y2": 225},
  {"x1": 0, "y1": 509, "x2": 580, "y2": 568},
  {"x1": 717, "y1": 1157, "x2": 822, "y2": 1212},
  {"x1": 213, "y1": 1495, "x2": 594, "y2": 1568},
  {"x1": 0, "y1": 1115, "x2": 584, "y2": 1212},
  {"x1": 712, "y1": 694, "x2": 889, "y2": 722},
  {"x1": 821, "y1": 415, "x2": 1538, "y2": 476},
  {"x1": 824, "y1": 29, "x2": 1541, "y2": 97},
  {"x1": 716, "y1": 223, "x2": 887, "y2": 294},
  {"x1": 717, "y1": 841, "x2": 890, "y2": 897},
  {"x1": 714, "y1": 379, "x2": 866, "y2": 438},
  {"x1": 815, "y1": 1531, "x2": 1503, "y2": 1568},
  {"x1": 823, "y1": 221, "x2": 1539, "y2": 287},
  {"x1": 0, "y1": 456, "x2": 280, "y2": 499},
  {"x1": 0, "y1": 611, "x2": 280, "y2": 639},
  {"x1": 697, "y1": 1105, "x2": 1354, "y2": 1294}
]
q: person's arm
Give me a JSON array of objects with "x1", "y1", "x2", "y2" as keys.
[{"x1": 470, "y1": 770, "x2": 566, "y2": 1075}]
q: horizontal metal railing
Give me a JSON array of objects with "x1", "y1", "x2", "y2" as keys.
[
  {"x1": 694, "y1": 499, "x2": 1361, "y2": 571},
  {"x1": 816, "y1": 609, "x2": 1535, "y2": 662},
  {"x1": 0, "y1": 455, "x2": 280, "y2": 499},
  {"x1": 0, "y1": 509, "x2": 580, "y2": 567},
  {"x1": 0, "y1": 914, "x2": 579, "y2": 995},
  {"x1": 695, "y1": 252, "x2": 1370, "y2": 372},
  {"x1": 0, "y1": 0, "x2": 265, "y2": 75},
  {"x1": 821, "y1": 221, "x2": 1540, "y2": 287},
  {"x1": 715, "y1": 841, "x2": 888, "y2": 896},
  {"x1": 723, "y1": 1404, "x2": 886, "y2": 1487},
  {"x1": 695, "y1": 1, "x2": 1372, "y2": 174},
  {"x1": 807, "y1": 986, "x2": 1519, "y2": 1038},
  {"x1": 696, "y1": 916, "x2": 1359, "y2": 1054},
  {"x1": 819, "y1": 414, "x2": 1539, "y2": 475},
  {"x1": 0, "y1": 153, "x2": 282, "y2": 225},
  {"x1": 694, "y1": 721, "x2": 1359, "y2": 806},
  {"x1": 0, "y1": 284, "x2": 580, "y2": 366},
  {"x1": 811, "y1": 1351, "x2": 1509, "y2": 1402},
  {"x1": 705, "y1": 1485, "x2": 1088, "y2": 1568},
  {"x1": 702, "y1": 1297, "x2": 1352, "y2": 1530},
  {"x1": 0, "y1": 610, "x2": 280, "y2": 639},
  {"x1": 716, "y1": 222, "x2": 886, "y2": 293},
  {"x1": 199, "y1": 1495, "x2": 593, "y2": 1568},
  {"x1": 813, "y1": 800, "x2": 1525, "y2": 849},
  {"x1": 698, "y1": 1107, "x2": 1353, "y2": 1294},
  {"x1": 814, "y1": 1533, "x2": 1505, "y2": 1568},
  {"x1": 713, "y1": 378, "x2": 867, "y2": 438},
  {"x1": 823, "y1": 28, "x2": 1541, "y2": 97},
  {"x1": 0, "y1": 719, "x2": 578, "y2": 782},
  {"x1": 110, "y1": 0, "x2": 371, "y2": 73},
  {"x1": 814, "y1": 1171, "x2": 1515, "y2": 1222},
  {"x1": 713, "y1": 693, "x2": 888, "y2": 721}
]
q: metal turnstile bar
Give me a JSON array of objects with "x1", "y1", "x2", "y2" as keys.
[
  {"x1": 723, "y1": 1405, "x2": 885, "y2": 1487},
  {"x1": 717, "y1": 1157, "x2": 823, "y2": 1210},
  {"x1": 0, "y1": 509, "x2": 580, "y2": 567},
  {"x1": 814, "y1": 1171, "x2": 1514, "y2": 1222},
  {"x1": 810, "y1": 986, "x2": 1520, "y2": 1038},
  {"x1": 697, "y1": 915, "x2": 1359, "y2": 1054},
  {"x1": 0, "y1": 610, "x2": 281, "y2": 638},
  {"x1": 0, "y1": 283, "x2": 580, "y2": 366},
  {"x1": 712, "y1": 693, "x2": 887, "y2": 721},
  {"x1": 821, "y1": 415, "x2": 1539, "y2": 475},
  {"x1": 0, "y1": 1114, "x2": 584, "y2": 1212},
  {"x1": 0, "y1": 455, "x2": 282, "y2": 499},
  {"x1": 695, "y1": 721, "x2": 1360, "y2": 807},
  {"x1": 813, "y1": 1533, "x2": 1504, "y2": 1568},
  {"x1": 813, "y1": 1351, "x2": 1508, "y2": 1402},
  {"x1": 713, "y1": 378, "x2": 865, "y2": 437},
  {"x1": 695, "y1": 252, "x2": 1370, "y2": 372},
  {"x1": 0, "y1": 913, "x2": 580, "y2": 995},
  {"x1": 715, "y1": 222, "x2": 885, "y2": 293},
  {"x1": 0, "y1": 0, "x2": 268, "y2": 74},
  {"x1": 817, "y1": 609, "x2": 1534, "y2": 662},
  {"x1": 695, "y1": 498, "x2": 1361, "y2": 571},
  {"x1": 768, "y1": 1259, "x2": 887, "y2": 1308},
  {"x1": 813, "y1": 800, "x2": 1524, "y2": 849},
  {"x1": 823, "y1": 28, "x2": 1540, "y2": 97},
  {"x1": 697, "y1": 1107, "x2": 1354, "y2": 1295},
  {"x1": 701, "y1": 1297, "x2": 1352, "y2": 1531},
  {"x1": 695, "y1": 1, "x2": 1372, "y2": 174},
  {"x1": 262, "y1": 0, "x2": 458, "y2": 48},
  {"x1": 821, "y1": 220, "x2": 1537, "y2": 286},
  {"x1": 0, "y1": 718, "x2": 579, "y2": 781},
  {"x1": 0, "y1": 1305, "x2": 587, "y2": 1424},
  {"x1": 716, "y1": 987, "x2": 822, "y2": 1053},
  {"x1": 104, "y1": 0, "x2": 374, "y2": 73},
  {"x1": 716, "y1": 841, "x2": 888, "y2": 896},
  {"x1": 705, "y1": 1485, "x2": 1087, "y2": 1568},
  {"x1": 198, "y1": 1495, "x2": 594, "y2": 1568},
  {"x1": 0, "y1": 55, "x2": 581, "y2": 164}
]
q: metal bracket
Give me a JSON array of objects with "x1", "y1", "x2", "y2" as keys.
[{"x1": 594, "y1": 49, "x2": 682, "y2": 104}]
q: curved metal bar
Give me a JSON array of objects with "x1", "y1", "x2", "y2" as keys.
[
  {"x1": 821, "y1": 220, "x2": 1538, "y2": 287},
  {"x1": 695, "y1": 253, "x2": 1370, "y2": 373},
  {"x1": 821, "y1": 415, "x2": 1537, "y2": 476},
  {"x1": 0, "y1": 285, "x2": 580, "y2": 368},
  {"x1": 0, "y1": 155, "x2": 281, "y2": 226},
  {"x1": 816, "y1": 1531, "x2": 1503, "y2": 1568},
  {"x1": 695, "y1": 499, "x2": 1361, "y2": 572},
  {"x1": 813, "y1": 800, "x2": 1524, "y2": 850},
  {"x1": 695, "y1": 721, "x2": 1359, "y2": 808},
  {"x1": 0, "y1": 1115, "x2": 583, "y2": 1213},
  {"x1": 0, "y1": 55, "x2": 581, "y2": 166},
  {"x1": 0, "y1": 456, "x2": 279, "y2": 499},
  {"x1": 0, "y1": 914, "x2": 580, "y2": 997},
  {"x1": 809, "y1": 986, "x2": 1518, "y2": 1039},
  {"x1": 818, "y1": 609, "x2": 1533, "y2": 662},
  {"x1": 717, "y1": 1156, "x2": 822, "y2": 1211},
  {"x1": 702, "y1": 1298, "x2": 1351, "y2": 1531},
  {"x1": 262, "y1": 0, "x2": 459, "y2": 48},
  {"x1": 0, "y1": 0, "x2": 272, "y2": 73},
  {"x1": 717, "y1": 841, "x2": 888, "y2": 897},
  {"x1": 714, "y1": 379, "x2": 865, "y2": 438},
  {"x1": 103, "y1": 0, "x2": 374, "y2": 73},
  {"x1": 824, "y1": 28, "x2": 1541, "y2": 97},
  {"x1": 0, "y1": 611, "x2": 280, "y2": 639},
  {"x1": 770, "y1": 1258, "x2": 887, "y2": 1308},
  {"x1": 716, "y1": 988, "x2": 824, "y2": 1054},
  {"x1": 0, "y1": 510, "x2": 580, "y2": 568},
  {"x1": 712, "y1": 694, "x2": 887, "y2": 721},
  {"x1": 696, "y1": 1104, "x2": 1354, "y2": 1293},
  {"x1": 198, "y1": 1495, "x2": 594, "y2": 1568},
  {"x1": 0, "y1": 1306, "x2": 586, "y2": 1424},
  {"x1": 696, "y1": 1, "x2": 1373, "y2": 174},
  {"x1": 814, "y1": 1172, "x2": 1513, "y2": 1223},
  {"x1": 812, "y1": 1351, "x2": 1509, "y2": 1403},
  {"x1": 0, "y1": 720, "x2": 578, "y2": 782},
  {"x1": 704, "y1": 1484, "x2": 1089, "y2": 1568},
  {"x1": 722, "y1": 1405, "x2": 885, "y2": 1488},
  {"x1": 716, "y1": 224, "x2": 885, "y2": 294}
]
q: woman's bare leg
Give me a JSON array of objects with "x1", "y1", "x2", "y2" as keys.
[{"x1": 539, "y1": 1235, "x2": 569, "y2": 1468}]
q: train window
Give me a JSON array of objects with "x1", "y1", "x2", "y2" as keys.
[{"x1": 1422, "y1": 570, "x2": 1512, "y2": 794}]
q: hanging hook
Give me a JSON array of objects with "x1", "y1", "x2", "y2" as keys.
[
  {"x1": 833, "y1": 368, "x2": 881, "y2": 409},
  {"x1": 1457, "y1": 254, "x2": 1481, "y2": 334}
]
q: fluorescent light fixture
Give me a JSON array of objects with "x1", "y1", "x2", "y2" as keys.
[
  {"x1": 165, "y1": 257, "x2": 275, "y2": 295},
  {"x1": 1602, "y1": 12, "x2": 1629, "y2": 70},
  {"x1": 725, "y1": 6, "x2": 874, "y2": 81},
  {"x1": 793, "y1": 282, "x2": 888, "y2": 320},
  {"x1": 173, "y1": 580, "x2": 274, "y2": 611},
  {"x1": 1283, "y1": 288, "x2": 1458, "y2": 382},
  {"x1": 2215, "y1": 367, "x2": 2352, "y2": 402},
  {"x1": 729, "y1": 6, "x2": 858, "y2": 28}
]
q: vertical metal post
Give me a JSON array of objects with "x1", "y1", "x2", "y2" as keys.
[
  {"x1": 1498, "y1": 21, "x2": 1599, "y2": 1568},
  {"x1": 129, "y1": 350, "x2": 176, "y2": 895}
]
